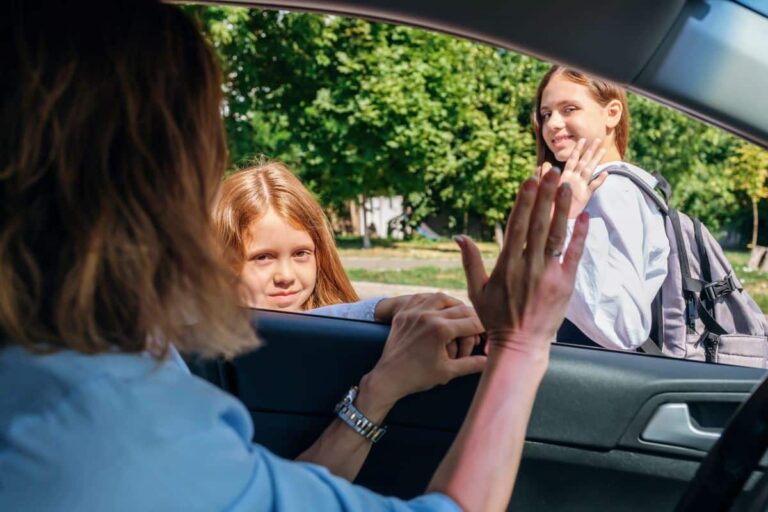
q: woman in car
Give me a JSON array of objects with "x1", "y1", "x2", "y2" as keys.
[
  {"x1": 0, "y1": 2, "x2": 588, "y2": 511},
  {"x1": 532, "y1": 66, "x2": 670, "y2": 351}
]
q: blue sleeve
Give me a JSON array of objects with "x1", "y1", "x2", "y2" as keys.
[
  {"x1": 0, "y1": 358, "x2": 459, "y2": 512},
  {"x1": 306, "y1": 297, "x2": 385, "y2": 321},
  {"x1": 233, "y1": 446, "x2": 461, "y2": 511}
]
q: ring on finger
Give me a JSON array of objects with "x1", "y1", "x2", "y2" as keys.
[{"x1": 544, "y1": 246, "x2": 563, "y2": 258}]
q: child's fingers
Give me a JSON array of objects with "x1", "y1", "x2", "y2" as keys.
[
  {"x1": 563, "y1": 138, "x2": 586, "y2": 174},
  {"x1": 589, "y1": 171, "x2": 608, "y2": 192},
  {"x1": 578, "y1": 139, "x2": 596, "y2": 166},
  {"x1": 587, "y1": 145, "x2": 606, "y2": 175},
  {"x1": 578, "y1": 138, "x2": 600, "y2": 177},
  {"x1": 586, "y1": 150, "x2": 606, "y2": 181},
  {"x1": 547, "y1": 165, "x2": 562, "y2": 179}
]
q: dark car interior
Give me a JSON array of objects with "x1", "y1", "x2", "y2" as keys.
[
  {"x1": 189, "y1": 0, "x2": 768, "y2": 509},
  {"x1": 189, "y1": 309, "x2": 765, "y2": 511}
]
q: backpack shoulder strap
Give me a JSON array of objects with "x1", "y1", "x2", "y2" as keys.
[
  {"x1": 593, "y1": 165, "x2": 669, "y2": 214},
  {"x1": 693, "y1": 218, "x2": 716, "y2": 318},
  {"x1": 652, "y1": 171, "x2": 672, "y2": 203},
  {"x1": 593, "y1": 165, "x2": 671, "y2": 353}
]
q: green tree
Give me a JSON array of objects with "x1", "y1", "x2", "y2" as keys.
[
  {"x1": 190, "y1": 5, "x2": 753, "y2": 243},
  {"x1": 194, "y1": 7, "x2": 548, "y2": 235},
  {"x1": 626, "y1": 94, "x2": 741, "y2": 232},
  {"x1": 727, "y1": 143, "x2": 768, "y2": 251}
]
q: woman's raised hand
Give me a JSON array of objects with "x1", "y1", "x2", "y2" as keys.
[{"x1": 455, "y1": 169, "x2": 589, "y2": 354}]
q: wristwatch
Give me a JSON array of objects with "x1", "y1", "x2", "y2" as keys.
[{"x1": 334, "y1": 385, "x2": 388, "y2": 443}]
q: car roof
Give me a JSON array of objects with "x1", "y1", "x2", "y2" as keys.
[{"x1": 209, "y1": 0, "x2": 768, "y2": 148}]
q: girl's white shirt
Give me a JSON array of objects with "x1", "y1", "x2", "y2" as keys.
[{"x1": 564, "y1": 161, "x2": 670, "y2": 351}]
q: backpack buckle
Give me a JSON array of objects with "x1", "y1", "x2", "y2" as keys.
[
  {"x1": 701, "y1": 331, "x2": 720, "y2": 363},
  {"x1": 702, "y1": 273, "x2": 737, "y2": 302}
]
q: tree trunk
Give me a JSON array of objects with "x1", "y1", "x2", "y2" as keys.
[
  {"x1": 748, "y1": 246, "x2": 768, "y2": 272},
  {"x1": 348, "y1": 200, "x2": 361, "y2": 237},
  {"x1": 745, "y1": 199, "x2": 766, "y2": 271},
  {"x1": 494, "y1": 222, "x2": 504, "y2": 250},
  {"x1": 752, "y1": 198, "x2": 759, "y2": 250},
  {"x1": 361, "y1": 195, "x2": 371, "y2": 249}
]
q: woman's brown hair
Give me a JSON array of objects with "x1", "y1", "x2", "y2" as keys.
[
  {"x1": 0, "y1": 1, "x2": 257, "y2": 358},
  {"x1": 213, "y1": 162, "x2": 359, "y2": 310},
  {"x1": 532, "y1": 65, "x2": 630, "y2": 167}
]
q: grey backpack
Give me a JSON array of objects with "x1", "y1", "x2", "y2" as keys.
[{"x1": 601, "y1": 165, "x2": 768, "y2": 368}]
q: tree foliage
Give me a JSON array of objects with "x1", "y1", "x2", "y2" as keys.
[
  {"x1": 189, "y1": 6, "x2": 760, "y2": 243},
  {"x1": 626, "y1": 94, "x2": 742, "y2": 231},
  {"x1": 726, "y1": 142, "x2": 768, "y2": 247}
]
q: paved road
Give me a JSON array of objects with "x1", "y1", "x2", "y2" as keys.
[
  {"x1": 351, "y1": 280, "x2": 469, "y2": 304},
  {"x1": 341, "y1": 256, "x2": 495, "y2": 271},
  {"x1": 347, "y1": 257, "x2": 768, "y2": 321},
  {"x1": 345, "y1": 256, "x2": 471, "y2": 303},
  {"x1": 352, "y1": 281, "x2": 768, "y2": 322},
  {"x1": 348, "y1": 254, "x2": 768, "y2": 319}
]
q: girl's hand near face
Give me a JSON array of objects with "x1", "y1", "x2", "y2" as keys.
[{"x1": 545, "y1": 137, "x2": 607, "y2": 219}]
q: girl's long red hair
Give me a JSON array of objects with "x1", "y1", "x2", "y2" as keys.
[{"x1": 213, "y1": 162, "x2": 359, "y2": 310}]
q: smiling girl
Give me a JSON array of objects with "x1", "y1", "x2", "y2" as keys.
[
  {"x1": 532, "y1": 66, "x2": 670, "y2": 351},
  {"x1": 214, "y1": 161, "x2": 358, "y2": 312},
  {"x1": 213, "y1": 161, "x2": 449, "y2": 325}
]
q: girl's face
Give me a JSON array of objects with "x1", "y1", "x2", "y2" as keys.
[
  {"x1": 539, "y1": 74, "x2": 620, "y2": 163},
  {"x1": 239, "y1": 208, "x2": 317, "y2": 312}
]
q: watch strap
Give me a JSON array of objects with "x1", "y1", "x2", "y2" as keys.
[{"x1": 334, "y1": 385, "x2": 387, "y2": 443}]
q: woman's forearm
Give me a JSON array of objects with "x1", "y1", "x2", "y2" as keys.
[
  {"x1": 428, "y1": 339, "x2": 550, "y2": 512},
  {"x1": 296, "y1": 371, "x2": 395, "y2": 481}
]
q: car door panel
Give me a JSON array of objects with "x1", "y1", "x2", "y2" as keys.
[{"x1": 192, "y1": 310, "x2": 766, "y2": 510}]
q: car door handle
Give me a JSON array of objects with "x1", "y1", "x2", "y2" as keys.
[{"x1": 641, "y1": 403, "x2": 721, "y2": 452}]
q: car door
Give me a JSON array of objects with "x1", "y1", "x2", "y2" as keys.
[{"x1": 190, "y1": 309, "x2": 765, "y2": 511}]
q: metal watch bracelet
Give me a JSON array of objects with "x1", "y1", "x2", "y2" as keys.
[{"x1": 334, "y1": 385, "x2": 387, "y2": 443}]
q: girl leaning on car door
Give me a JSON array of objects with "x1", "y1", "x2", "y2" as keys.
[
  {"x1": 211, "y1": 160, "x2": 486, "y2": 481},
  {"x1": 212, "y1": 160, "x2": 430, "y2": 324},
  {"x1": 532, "y1": 66, "x2": 671, "y2": 352},
  {"x1": 0, "y1": 2, "x2": 588, "y2": 512}
]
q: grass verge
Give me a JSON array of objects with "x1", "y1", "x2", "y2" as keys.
[
  {"x1": 726, "y1": 251, "x2": 768, "y2": 312},
  {"x1": 346, "y1": 267, "x2": 469, "y2": 290},
  {"x1": 345, "y1": 247, "x2": 768, "y2": 314}
]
